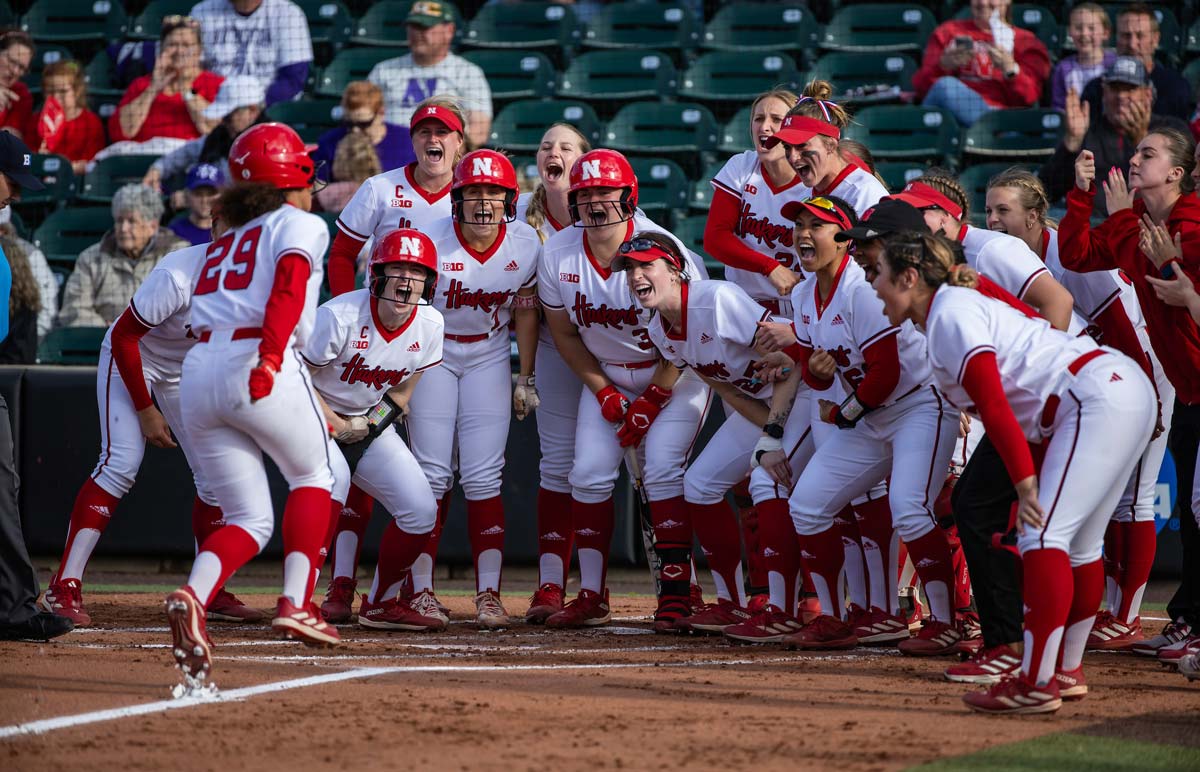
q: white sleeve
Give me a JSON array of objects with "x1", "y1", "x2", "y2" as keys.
[
  {"x1": 129, "y1": 268, "x2": 188, "y2": 328},
  {"x1": 975, "y1": 240, "x2": 1048, "y2": 300},
  {"x1": 276, "y1": 2, "x2": 313, "y2": 66},
  {"x1": 278, "y1": 213, "x2": 329, "y2": 271},
  {"x1": 537, "y1": 251, "x2": 563, "y2": 309},
  {"x1": 929, "y1": 295, "x2": 997, "y2": 385},
  {"x1": 849, "y1": 283, "x2": 898, "y2": 351},
  {"x1": 335, "y1": 179, "x2": 380, "y2": 242},
  {"x1": 716, "y1": 286, "x2": 769, "y2": 350},
  {"x1": 711, "y1": 153, "x2": 746, "y2": 199},
  {"x1": 1062, "y1": 269, "x2": 1122, "y2": 320},
  {"x1": 301, "y1": 304, "x2": 346, "y2": 367}
]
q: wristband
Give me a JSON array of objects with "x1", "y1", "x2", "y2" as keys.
[
  {"x1": 517, "y1": 374, "x2": 535, "y2": 387},
  {"x1": 832, "y1": 393, "x2": 870, "y2": 429},
  {"x1": 752, "y1": 435, "x2": 783, "y2": 467},
  {"x1": 762, "y1": 422, "x2": 784, "y2": 439},
  {"x1": 1160, "y1": 258, "x2": 1183, "y2": 280}
]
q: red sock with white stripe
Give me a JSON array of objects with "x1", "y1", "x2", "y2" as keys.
[
  {"x1": 689, "y1": 500, "x2": 746, "y2": 606},
  {"x1": 410, "y1": 494, "x2": 450, "y2": 594},
  {"x1": 55, "y1": 478, "x2": 121, "y2": 582},
  {"x1": 835, "y1": 505, "x2": 867, "y2": 611},
  {"x1": 733, "y1": 479, "x2": 767, "y2": 596},
  {"x1": 943, "y1": 524, "x2": 974, "y2": 613},
  {"x1": 755, "y1": 497, "x2": 800, "y2": 615},
  {"x1": 536, "y1": 487, "x2": 574, "y2": 587},
  {"x1": 280, "y1": 486, "x2": 333, "y2": 607},
  {"x1": 1060, "y1": 560, "x2": 1103, "y2": 672},
  {"x1": 902, "y1": 526, "x2": 955, "y2": 622},
  {"x1": 796, "y1": 525, "x2": 847, "y2": 619},
  {"x1": 574, "y1": 498, "x2": 614, "y2": 594},
  {"x1": 1116, "y1": 521, "x2": 1155, "y2": 623},
  {"x1": 1020, "y1": 548, "x2": 1073, "y2": 686},
  {"x1": 329, "y1": 485, "x2": 375, "y2": 580},
  {"x1": 368, "y1": 520, "x2": 433, "y2": 603},
  {"x1": 188, "y1": 524, "x2": 261, "y2": 607},
  {"x1": 468, "y1": 495, "x2": 505, "y2": 593},
  {"x1": 853, "y1": 496, "x2": 898, "y2": 614},
  {"x1": 1102, "y1": 520, "x2": 1124, "y2": 611}
]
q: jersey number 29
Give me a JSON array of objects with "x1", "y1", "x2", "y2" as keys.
[{"x1": 194, "y1": 226, "x2": 262, "y2": 295}]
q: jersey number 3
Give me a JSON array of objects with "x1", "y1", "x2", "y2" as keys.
[{"x1": 194, "y1": 226, "x2": 262, "y2": 295}]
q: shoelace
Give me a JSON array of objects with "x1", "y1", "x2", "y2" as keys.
[
  {"x1": 478, "y1": 594, "x2": 505, "y2": 616},
  {"x1": 412, "y1": 592, "x2": 441, "y2": 617}
]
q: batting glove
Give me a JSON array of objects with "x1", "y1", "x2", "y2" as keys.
[
  {"x1": 596, "y1": 384, "x2": 631, "y2": 423},
  {"x1": 513, "y1": 374, "x2": 540, "y2": 421},
  {"x1": 248, "y1": 355, "x2": 280, "y2": 402},
  {"x1": 751, "y1": 435, "x2": 783, "y2": 469},
  {"x1": 617, "y1": 384, "x2": 672, "y2": 448}
]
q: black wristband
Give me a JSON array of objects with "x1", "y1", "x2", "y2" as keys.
[{"x1": 763, "y1": 422, "x2": 784, "y2": 439}]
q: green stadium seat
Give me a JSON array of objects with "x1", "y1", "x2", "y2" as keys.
[
  {"x1": 963, "y1": 108, "x2": 1064, "y2": 158},
  {"x1": 1187, "y1": 17, "x2": 1200, "y2": 54},
  {"x1": 129, "y1": 0, "x2": 195, "y2": 40},
  {"x1": 688, "y1": 160, "x2": 726, "y2": 213},
  {"x1": 820, "y1": 4, "x2": 935, "y2": 53},
  {"x1": 37, "y1": 326, "x2": 108, "y2": 365},
  {"x1": 605, "y1": 102, "x2": 719, "y2": 156},
  {"x1": 809, "y1": 52, "x2": 918, "y2": 103},
  {"x1": 315, "y1": 47, "x2": 406, "y2": 97},
  {"x1": 14, "y1": 154, "x2": 76, "y2": 208},
  {"x1": 677, "y1": 51, "x2": 802, "y2": 104},
  {"x1": 487, "y1": 99, "x2": 602, "y2": 153},
  {"x1": 21, "y1": 45, "x2": 73, "y2": 96},
  {"x1": 844, "y1": 106, "x2": 960, "y2": 162},
  {"x1": 264, "y1": 98, "x2": 344, "y2": 142},
  {"x1": 461, "y1": 50, "x2": 557, "y2": 102},
  {"x1": 702, "y1": 3, "x2": 820, "y2": 55},
  {"x1": 627, "y1": 158, "x2": 689, "y2": 224},
  {"x1": 20, "y1": 0, "x2": 128, "y2": 46},
  {"x1": 957, "y1": 162, "x2": 1040, "y2": 222},
  {"x1": 48, "y1": 263, "x2": 71, "y2": 308},
  {"x1": 672, "y1": 213, "x2": 722, "y2": 279},
  {"x1": 557, "y1": 49, "x2": 678, "y2": 103},
  {"x1": 34, "y1": 208, "x2": 113, "y2": 267},
  {"x1": 1183, "y1": 57, "x2": 1200, "y2": 98},
  {"x1": 875, "y1": 161, "x2": 927, "y2": 192},
  {"x1": 352, "y1": 1, "x2": 461, "y2": 47},
  {"x1": 0, "y1": 2, "x2": 14, "y2": 28},
  {"x1": 719, "y1": 106, "x2": 754, "y2": 154},
  {"x1": 78, "y1": 155, "x2": 160, "y2": 204},
  {"x1": 464, "y1": 2, "x2": 581, "y2": 52},
  {"x1": 293, "y1": 0, "x2": 355, "y2": 50},
  {"x1": 956, "y1": 5, "x2": 1061, "y2": 52},
  {"x1": 583, "y1": 2, "x2": 700, "y2": 54},
  {"x1": 84, "y1": 52, "x2": 124, "y2": 99}
]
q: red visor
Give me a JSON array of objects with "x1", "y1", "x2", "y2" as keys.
[
  {"x1": 890, "y1": 181, "x2": 964, "y2": 220},
  {"x1": 611, "y1": 242, "x2": 683, "y2": 272},
  {"x1": 780, "y1": 197, "x2": 854, "y2": 230},
  {"x1": 762, "y1": 115, "x2": 841, "y2": 148},
  {"x1": 410, "y1": 104, "x2": 464, "y2": 134}
]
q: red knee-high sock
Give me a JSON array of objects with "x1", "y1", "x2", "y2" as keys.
[
  {"x1": 903, "y1": 527, "x2": 956, "y2": 623},
  {"x1": 852, "y1": 496, "x2": 897, "y2": 614},
  {"x1": 56, "y1": 478, "x2": 122, "y2": 582},
  {"x1": 1102, "y1": 520, "x2": 1125, "y2": 611},
  {"x1": 732, "y1": 479, "x2": 767, "y2": 595},
  {"x1": 943, "y1": 524, "x2": 973, "y2": 612},
  {"x1": 329, "y1": 485, "x2": 374, "y2": 581},
  {"x1": 536, "y1": 487, "x2": 574, "y2": 587},
  {"x1": 190, "y1": 524, "x2": 261, "y2": 607},
  {"x1": 797, "y1": 525, "x2": 847, "y2": 619},
  {"x1": 834, "y1": 505, "x2": 867, "y2": 610},
  {"x1": 280, "y1": 486, "x2": 334, "y2": 606},
  {"x1": 650, "y1": 494, "x2": 692, "y2": 600},
  {"x1": 1116, "y1": 521, "x2": 1156, "y2": 623},
  {"x1": 689, "y1": 500, "x2": 746, "y2": 605},
  {"x1": 369, "y1": 520, "x2": 434, "y2": 603},
  {"x1": 1061, "y1": 559, "x2": 1103, "y2": 673},
  {"x1": 312, "y1": 499, "x2": 342, "y2": 590},
  {"x1": 467, "y1": 495, "x2": 505, "y2": 593},
  {"x1": 574, "y1": 498, "x2": 614, "y2": 594},
  {"x1": 1020, "y1": 548, "x2": 1074, "y2": 686},
  {"x1": 756, "y1": 497, "x2": 800, "y2": 615}
]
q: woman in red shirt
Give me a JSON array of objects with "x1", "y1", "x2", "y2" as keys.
[
  {"x1": 110, "y1": 16, "x2": 223, "y2": 143},
  {"x1": 28, "y1": 61, "x2": 104, "y2": 174},
  {"x1": 0, "y1": 30, "x2": 34, "y2": 141}
]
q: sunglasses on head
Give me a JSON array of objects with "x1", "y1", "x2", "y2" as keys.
[
  {"x1": 802, "y1": 196, "x2": 852, "y2": 228},
  {"x1": 618, "y1": 238, "x2": 683, "y2": 267},
  {"x1": 163, "y1": 14, "x2": 200, "y2": 27}
]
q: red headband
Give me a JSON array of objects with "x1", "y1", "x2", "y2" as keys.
[
  {"x1": 763, "y1": 114, "x2": 842, "y2": 148},
  {"x1": 891, "y1": 181, "x2": 964, "y2": 220},
  {"x1": 410, "y1": 104, "x2": 463, "y2": 134}
]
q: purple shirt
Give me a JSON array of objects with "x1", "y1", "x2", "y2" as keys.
[
  {"x1": 313, "y1": 123, "x2": 416, "y2": 182},
  {"x1": 170, "y1": 217, "x2": 211, "y2": 246},
  {"x1": 1050, "y1": 50, "x2": 1116, "y2": 110}
]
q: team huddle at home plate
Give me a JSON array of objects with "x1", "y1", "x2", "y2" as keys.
[{"x1": 33, "y1": 84, "x2": 1200, "y2": 717}]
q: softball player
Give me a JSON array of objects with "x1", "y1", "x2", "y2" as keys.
[
  {"x1": 870, "y1": 233, "x2": 1155, "y2": 714},
  {"x1": 515, "y1": 122, "x2": 591, "y2": 623},
  {"x1": 402, "y1": 149, "x2": 541, "y2": 629},
  {"x1": 302, "y1": 229, "x2": 445, "y2": 632},
  {"x1": 538, "y1": 149, "x2": 710, "y2": 630},
  {"x1": 165, "y1": 123, "x2": 335, "y2": 684}
]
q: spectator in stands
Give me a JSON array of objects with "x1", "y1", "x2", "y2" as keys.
[
  {"x1": 59, "y1": 185, "x2": 188, "y2": 329},
  {"x1": 913, "y1": 0, "x2": 1051, "y2": 127},
  {"x1": 315, "y1": 131, "x2": 381, "y2": 214},
  {"x1": 141, "y1": 75, "x2": 265, "y2": 194},
  {"x1": 368, "y1": 1, "x2": 492, "y2": 146},
  {"x1": 313, "y1": 81, "x2": 414, "y2": 182},
  {"x1": 1081, "y1": 3, "x2": 1192, "y2": 122},
  {"x1": 0, "y1": 227, "x2": 41, "y2": 363},
  {"x1": 110, "y1": 16, "x2": 224, "y2": 144},
  {"x1": 169, "y1": 163, "x2": 224, "y2": 245},
  {"x1": 27, "y1": 61, "x2": 105, "y2": 175},
  {"x1": 191, "y1": 0, "x2": 312, "y2": 106},
  {"x1": 0, "y1": 207, "x2": 56, "y2": 341},
  {"x1": 1050, "y1": 3, "x2": 1116, "y2": 111},
  {"x1": 1040, "y1": 56, "x2": 1190, "y2": 213},
  {"x1": 0, "y1": 31, "x2": 34, "y2": 141}
]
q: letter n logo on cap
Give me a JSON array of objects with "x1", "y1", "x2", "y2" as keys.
[
  {"x1": 400, "y1": 236, "x2": 421, "y2": 255},
  {"x1": 471, "y1": 156, "x2": 494, "y2": 177},
  {"x1": 580, "y1": 160, "x2": 601, "y2": 180}
]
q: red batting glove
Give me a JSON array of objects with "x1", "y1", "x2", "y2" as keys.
[
  {"x1": 248, "y1": 355, "x2": 281, "y2": 402},
  {"x1": 617, "y1": 384, "x2": 672, "y2": 448},
  {"x1": 596, "y1": 384, "x2": 630, "y2": 423}
]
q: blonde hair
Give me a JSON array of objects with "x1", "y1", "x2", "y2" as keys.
[
  {"x1": 1147, "y1": 126, "x2": 1197, "y2": 194},
  {"x1": 412, "y1": 95, "x2": 471, "y2": 158},
  {"x1": 1070, "y1": 2, "x2": 1112, "y2": 32},
  {"x1": 332, "y1": 131, "x2": 381, "y2": 183},
  {"x1": 788, "y1": 80, "x2": 853, "y2": 130},
  {"x1": 525, "y1": 122, "x2": 591, "y2": 242},
  {"x1": 342, "y1": 80, "x2": 384, "y2": 115},
  {"x1": 882, "y1": 231, "x2": 978, "y2": 290},
  {"x1": 42, "y1": 60, "x2": 87, "y2": 104},
  {"x1": 750, "y1": 87, "x2": 800, "y2": 119},
  {"x1": 910, "y1": 170, "x2": 970, "y2": 219},
  {"x1": 987, "y1": 167, "x2": 1056, "y2": 228}
]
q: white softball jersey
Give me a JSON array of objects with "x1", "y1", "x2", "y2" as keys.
[
  {"x1": 301, "y1": 290, "x2": 444, "y2": 416},
  {"x1": 115, "y1": 242, "x2": 207, "y2": 376},
  {"x1": 956, "y1": 224, "x2": 1049, "y2": 301},
  {"x1": 811, "y1": 164, "x2": 889, "y2": 219},
  {"x1": 1040, "y1": 227, "x2": 1148, "y2": 340},
  {"x1": 336, "y1": 163, "x2": 452, "y2": 244}
]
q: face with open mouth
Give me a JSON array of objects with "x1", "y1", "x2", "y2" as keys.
[
  {"x1": 379, "y1": 263, "x2": 429, "y2": 311},
  {"x1": 412, "y1": 121, "x2": 463, "y2": 178},
  {"x1": 791, "y1": 210, "x2": 843, "y2": 274},
  {"x1": 784, "y1": 138, "x2": 833, "y2": 187},
  {"x1": 751, "y1": 96, "x2": 790, "y2": 160},
  {"x1": 573, "y1": 186, "x2": 627, "y2": 229},
  {"x1": 626, "y1": 259, "x2": 677, "y2": 309},
  {"x1": 459, "y1": 183, "x2": 509, "y2": 227},
  {"x1": 984, "y1": 185, "x2": 1029, "y2": 238},
  {"x1": 538, "y1": 125, "x2": 585, "y2": 194}
]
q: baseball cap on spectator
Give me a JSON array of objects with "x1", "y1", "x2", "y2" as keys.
[
  {"x1": 407, "y1": 0, "x2": 455, "y2": 27},
  {"x1": 761, "y1": 114, "x2": 841, "y2": 148},
  {"x1": 187, "y1": 163, "x2": 226, "y2": 191},
  {"x1": 0, "y1": 133, "x2": 45, "y2": 192},
  {"x1": 410, "y1": 103, "x2": 463, "y2": 134},
  {"x1": 203, "y1": 75, "x2": 268, "y2": 121},
  {"x1": 1102, "y1": 55, "x2": 1149, "y2": 88},
  {"x1": 889, "y1": 181, "x2": 964, "y2": 220},
  {"x1": 836, "y1": 199, "x2": 930, "y2": 241}
]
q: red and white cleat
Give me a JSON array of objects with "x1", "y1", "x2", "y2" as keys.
[
  {"x1": 898, "y1": 619, "x2": 961, "y2": 657},
  {"x1": 358, "y1": 595, "x2": 446, "y2": 631},
  {"x1": 320, "y1": 576, "x2": 358, "y2": 623},
  {"x1": 525, "y1": 583, "x2": 565, "y2": 625},
  {"x1": 943, "y1": 644, "x2": 1022, "y2": 685},
  {"x1": 165, "y1": 587, "x2": 212, "y2": 683},
  {"x1": 853, "y1": 606, "x2": 911, "y2": 645},
  {"x1": 781, "y1": 614, "x2": 858, "y2": 651},
  {"x1": 1054, "y1": 667, "x2": 1087, "y2": 701},
  {"x1": 1130, "y1": 619, "x2": 1192, "y2": 657},
  {"x1": 474, "y1": 590, "x2": 511, "y2": 630},
  {"x1": 272, "y1": 596, "x2": 341, "y2": 647},
  {"x1": 963, "y1": 675, "x2": 1062, "y2": 715},
  {"x1": 410, "y1": 589, "x2": 450, "y2": 625},
  {"x1": 40, "y1": 577, "x2": 91, "y2": 627},
  {"x1": 207, "y1": 588, "x2": 265, "y2": 623},
  {"x1": 1086, "y1": 611, "x2": 1143, "y2": 650},
  {"x1": 546, "y1": 589, "x2": 611, "y2": 629},
  {"x1": 724, "y1": 606, "x2": 806, "y2": 644},
  {"x1": 679, "y1": 599, "x2": 751, "y2": 635}
]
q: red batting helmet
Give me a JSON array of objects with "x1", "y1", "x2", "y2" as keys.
[
  {"x1": 228, "y1": 123, "x2": 316, "y2": 189},
  {"x1": 451, "y1": 149, "x2": 519, "y2": 223},
  {"x1": 368, "y1": 229, "x2": 439, "y2": 304},
  {"x1": 567, "y1": 149, "x2": 638, "y2": 225}
]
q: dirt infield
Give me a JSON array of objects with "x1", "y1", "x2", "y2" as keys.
[{"x1": 4, "y1": 584, "x2": 1200, "y2": 772}]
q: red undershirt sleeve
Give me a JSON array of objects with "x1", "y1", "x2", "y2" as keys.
[
  {"x1": 111, "y1": 306, "x2": 154, "y2": 411},
  {"x1": 259, "y1": 254, "x2": 312, "y2": 369},
  {"x1": 855, "y1": 333, "x2": 901, "y2": 408},
  {"x1": 328, "y1": 231, "x2": 365, "y2": 297},
  {"x1": 703, "y1": 187, "x2": 783, "y2": 276},
  {"x1": 960, "y1": 351, "x2": 1036, "y2": 484}
]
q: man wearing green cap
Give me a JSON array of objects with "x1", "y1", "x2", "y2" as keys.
[{"x1": 367, "y1": 1, "x2": 492, "y2": 146}]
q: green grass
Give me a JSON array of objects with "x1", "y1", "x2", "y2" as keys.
[{"x1": 913, "y1": 734, "x2": 1200, "y2": 771}]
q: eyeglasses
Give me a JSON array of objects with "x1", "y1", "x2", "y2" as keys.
[
  {"x1": 162, "y1": 15, "x2": 200, "y2": 28},
  {"x1": 342, "y1": 118, "x2": 375, "y2": 131},
  {"x1": 0, "y1": 52, "x2": 28, "y2": 77}
]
